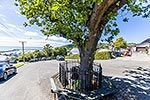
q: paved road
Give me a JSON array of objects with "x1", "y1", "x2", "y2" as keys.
[
  {"x1": 95, "y1": 59, "x2": 150, "y2": 77},
  {"x1": 0, "y1": 60, "x2": 60, "y2": 100},
  {"x1": 0, "y1": 58, "x2": 150, "y2": 100}
]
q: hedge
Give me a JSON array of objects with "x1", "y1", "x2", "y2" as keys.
[
  {"x1": 65, "y1": 54, "x2": 80, "y2": 59},
  {"x1": 95, "y1": 51, "x2": 112, "y2": 60},
  {"x1": 66, "y1": 51, "x2": 112, "y2": 60}
]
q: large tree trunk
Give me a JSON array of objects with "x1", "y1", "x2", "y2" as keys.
[
  {"x1": 77, "y1": 0, "x2": 128, "y2": 91},
  {"x1": 79, "y1": 48, "x2": 94, "y2": 91},
  {"x1": 78, "y1": 29, "x2": 101, "y2": 91}
]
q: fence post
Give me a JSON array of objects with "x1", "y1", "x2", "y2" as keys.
[{"x1": 98, "y1": 64, "x2": 102, "y2": 88}]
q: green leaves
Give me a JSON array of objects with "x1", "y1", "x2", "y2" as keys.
[
  {"x1": 98, "y1": 0, "x2": 103, "y2": 5},
  {"x1": 123, "y1": 18, "x2": 129, "y2": 22},
  {"x1": 113, "y1": 37, "x2": 128, "y2": 50},
  {"x1": 15, "y1": 0, "x2": 150, "y2": 46},
  {"x1": 51, "y1": 4, "x2": 59, "y2": 11},
  {"x1": 116, "y1": 1, "x2": 120, "y2": 6}
]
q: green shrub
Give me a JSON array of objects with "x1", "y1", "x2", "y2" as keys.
[
  {"x1": 65, "y1": 51, "x2": 112, "y2": 60},
  {"x1": 72, "y1": 80, "x2": 80, "y2": 90},
  {"x1": 18, "y1": 55, "x2": 23, "y2": 62},
  {"x1": 95, "y1": 51, "x2": 112, "y2": 60},
  {"x1": 65, "y1": 54, "x2": 80, "y2": 59}
]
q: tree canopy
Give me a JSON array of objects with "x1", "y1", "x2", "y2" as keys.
[
  {"x1": 15, "y1": 0, "x2": 150, "y2": 45},
  {"x1": 113, "y1": 37, "x2": 128, "y2": 50}
]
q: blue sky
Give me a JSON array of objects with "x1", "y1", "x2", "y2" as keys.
[{"x1": 0, "y1": 0, "x2": 150, "y2": 47}]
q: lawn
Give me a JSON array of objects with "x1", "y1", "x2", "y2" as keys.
[{"x1": 14, "y1": 62, "x2": 24, "y2": 68}]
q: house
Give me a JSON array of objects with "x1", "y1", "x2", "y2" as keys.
[
  {"x1": 70, "y1": 48, "x2": 79, "y2": 55},
  {"x1": 136, "y1": 38, "x2": 150, "y2": 53}
]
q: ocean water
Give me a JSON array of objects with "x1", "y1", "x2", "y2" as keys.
[{"x1": 0, "y1": 46, "x2": 42, "y2": 53}]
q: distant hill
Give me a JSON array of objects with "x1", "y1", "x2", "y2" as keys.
[
  {"x1": 61, "y1": 44, "x2": 74, "y2": 49},
  {"x1": 141, "y1": 38, "x2": 150, "y2": 44}
]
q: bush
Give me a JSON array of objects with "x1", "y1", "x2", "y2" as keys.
[
  {"x1": 18, "y1": 55, "x2": 23, "y2": 62},
  {"x1": 65, "y1": 54, "x2": 80, "y2": 59},
  {"x1": 65, "y1": 51, "x2": 112, "y2": 60},
  {"x1": 95, "y1": 51, "x2": 112, "y2": 60}
]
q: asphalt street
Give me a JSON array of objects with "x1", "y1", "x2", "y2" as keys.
[
  {"x1": 0, "y1": 60, "x2": 59, "y2": 100},
  {"x1": 0, "y1": 58, "x2": 150, "y2": 100}
]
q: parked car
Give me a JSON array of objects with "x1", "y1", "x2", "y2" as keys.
[
  {"x1": 29, "y1": 58, "x2": 38, "y2": 62},
  {"x1": 41, "y1": 57, "x2": 46, "y2": 61},
  {"x1": 0, "y1": 63, "x2": 17, "y2": 80},
  {"x1": 47, "y1": 57, "x2": 52, "y2": 60},
  {"x1": 9, "y1": 60, "x2": 17, "y2": 64},
  {"x1": 56, "y1": 55, "x2": 65, "y2": 61}
]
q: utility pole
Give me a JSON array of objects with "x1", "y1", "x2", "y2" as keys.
[{"x1": 19, "y1": 41, "x2": 26, "y2": 63}]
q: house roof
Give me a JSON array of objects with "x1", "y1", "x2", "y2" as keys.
[
  {"x1": 141, "y1": 38, "x2": 150, "y2": 44},
  {"x1": 137, "y1": 38, "x2": 150, "y2": 47}
]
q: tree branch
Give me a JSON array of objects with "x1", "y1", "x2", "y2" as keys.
[
  {"x1": 87, "y1": 0, "x2": 117, "y2": 32},
  {"x1": 100, "y1": 0, "x2": 128, "y2": 28},
  {"x1": 83, "y1": 0, "x2": 128, "y2": 56}
]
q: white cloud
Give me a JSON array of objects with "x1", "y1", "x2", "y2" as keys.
[
  {"x1": 24, "y1": 31, "x2": 38, "y2": 36},
  {"x1": 7, "y1": 23, "x2": 17, "y2": 28},
  {"x1": 0, "y1": 14, "x2": 7, "y2": 22},
  {"x1": 14, "y1": 9, "x2": 22, "y2": 18},
  {"x1": 7, "y1": 23, "x2": 24, "y2": 32},
  {"x1": 48, "y1": 36, "x2": 67, "y2": 42},
  {"x1": 0, "y1": 37, "x2": 20, "y2": 46},
  {"x1": 0, "y1": 14, "x2": 5, "y2": 17},
  {"x1": 0, "y1": 36, "x2": 69, "y2": 47},
  {"x1": 14, "y1": 10, "x2": 20, "y2": 15},
  {"x1": 1, "y1": 17, "x2": 7, "y2": 22}
]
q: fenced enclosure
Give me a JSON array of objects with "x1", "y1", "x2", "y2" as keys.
[{"x1": 59, "y1": 60, "x2": 102, "y2": 92}]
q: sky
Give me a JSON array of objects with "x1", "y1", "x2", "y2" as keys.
[{"x1": 0, "y1": 0, "x2": 150, "y2": 47}]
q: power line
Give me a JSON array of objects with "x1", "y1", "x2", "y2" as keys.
[
  {"x1": 0, "y1": 28, "x2": 19, "y2": 41},
  {"x1": 0, "y1": 22, "x2": 52, "y2": 45},
  {"x1": 0, "y1": 22, "x2": 18, "y2": 41}
]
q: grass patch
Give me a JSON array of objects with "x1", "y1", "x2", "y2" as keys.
[{"x1": 15, "y1": 62, "x2": 24, "y2": 68}]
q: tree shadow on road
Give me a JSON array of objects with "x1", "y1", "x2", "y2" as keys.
[
  {"x1": 0, "y1": 73, "x2": 17, "y2": 84},
  {"x1": 105, "y1": 67, "x2": 150, "y2": 100}
]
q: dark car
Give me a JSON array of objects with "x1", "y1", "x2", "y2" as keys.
[
  {"x1": 0, "y1": 63, "x2": 17, "y2": 80},
  {"x1": 56, "y1": 55, "x2": 65, "y2": 61},
  {"x1": 10, "y1": 60, "x2": 17, "y2": 64},
  {"x1": 41, "y1": 57, "x2": 46, "y2": 61}
]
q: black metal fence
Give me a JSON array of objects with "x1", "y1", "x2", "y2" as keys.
[{"x1": 59, "y1": 60, "x2": 102, "y2": 92}]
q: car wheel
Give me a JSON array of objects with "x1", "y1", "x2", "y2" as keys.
[
  {"x1": 13, "y1": 68, "x2": 17, "y2": 74},
  {"x1": 3, "y1": 72, "x2": 8, "y2": 80}
]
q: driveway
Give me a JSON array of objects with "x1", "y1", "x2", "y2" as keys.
[{"x1": 0, "y1": 60, "x2": 59, "y2": 100}]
